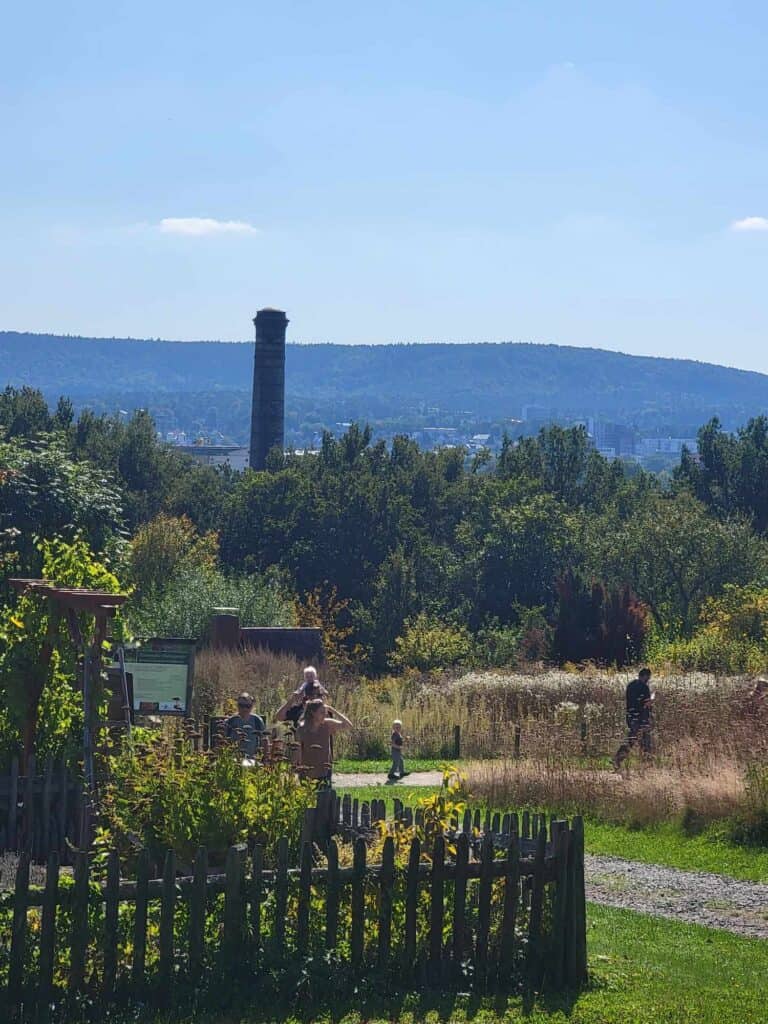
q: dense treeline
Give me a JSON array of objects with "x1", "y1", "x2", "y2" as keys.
[
  {"x1": 5, "y1": 331, "x2": 768, "y2": 429},
  {"x1": 3, "y1": 384, "x2": 768, "y2": 673}
]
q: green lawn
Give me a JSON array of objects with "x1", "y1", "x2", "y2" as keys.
[
  {"x1": 142, "y1": 905, "x2": 767, "y2": 1024},
  {"x1": 336, "y1": 786, "x2": 768, "y2": 882},
  {"x1": 585, "y1": 818, "x2": 768, "y2": 882}
]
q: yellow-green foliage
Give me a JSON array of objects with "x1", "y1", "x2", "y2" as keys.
[
  {"x1": 654, "y1": 584, "x2": 768, "y2": 673},
  {"x1": 97, "y1": 734, "x2": 316, "y2": 867},
  {"x1": 379, "y1": 767, "x2": 470, "y2": 861},
  {"x1": 392, "y1": 613, "x2": 472, "y2": 672},
  {"x1": 128, "y1": 512, "x2": 219, "y2": 594},
  {"x1": 0, "y1": 536, "x2": 123, "y2": 763}
]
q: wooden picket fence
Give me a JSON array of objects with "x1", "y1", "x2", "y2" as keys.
[
  {"x1": 0, "y1": 810, "x2": 586, "y2": 1020},
  {"x1": 0, "y1": 758, "x2": 81, "y2": 863}
]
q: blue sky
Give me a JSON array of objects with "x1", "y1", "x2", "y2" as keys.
[{"x1": 2, "y1": 1, "x2": 768, "y2": 370}]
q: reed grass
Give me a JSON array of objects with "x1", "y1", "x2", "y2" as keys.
[
  {"x1": 193, "y1": 650, "x2": 768, "y2": 767},
  {"x1": 466, "y1": 755, "x2": 748, "y2": 829}
]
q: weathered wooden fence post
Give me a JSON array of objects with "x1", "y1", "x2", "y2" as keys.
[
  {"x1": 429, "y1": 834, "x2": 446, "y2": 979},
  {"x1": 159, "y1": 850, "x2": 177, "y2": 1000},
  {"x1": 8, "y1": 850, "x2": 30, "y2": 1017},
  {"x1": 549, "y1": 821, "x2": 571, "y2": 990},
  {"x1": 378, "y1": 836, "x2": 395, "y2": 966},
  {"x1": 566, "y1": 816, "x2": 588, "y2": 988},
  {"x1": 404, "y1": 836, "x2": 421, "y2": 974},
  {"x1": 499, "y1": 829, "x2": 520, "y2": 977},
  {"x1": 351, "y1": 837, "x2": 367, "y2": 969},
  {"x1": 69, "y1": 851, "x2": 89, "y2": 994},
  {"x1": 274, "y1": 837, "x2": 289, "y2": 951},
  {"x1": 38, "y1": 850, "x2": 60, "y2": 1021},
  {"x1": 296, "y1": 841, "x2": 313, "y2": 956},
  {"x1": 525, "y1": 827, "x2": 547, "y2": 994},
  {"x1": 223, "y1": 844, "x2": 247, "y2": 965},
  {"x1": 326, "y1": 839, "x2": 340, "y2": 949},
  {"x1": 250, "y1": 846, "x2": 263, "y2": 960},
  {"x1": 475, "y1": 832, "x2": 494, "y2": 989},
  {"x1": 452, "y1": 832, "x2": 469, "y2": 964},
  {"x1": 103, "y1": 850, "x2": 121, "y2": 999},
  {"x1": 132, "y1": 849, "x2": 150, "y2": 991},
  {"x1": 189, "y1": 847, "x2": 208, "y2": 977}
]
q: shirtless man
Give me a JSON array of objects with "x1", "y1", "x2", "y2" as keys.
[{"x1": 294, "y1": 699, "x2": 351, "y2": 784}]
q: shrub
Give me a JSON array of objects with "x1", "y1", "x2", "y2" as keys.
[
  {"x1": 97, "y1": 734, "x2": 316, "y2": 868},
  {"x1": 391, "y1": 614, "x2": 472, "y2": 671},
  {"x1": 553, "y1": 572, "x2": 648, "y2": 666},
  {"x1": 471, "y1": 620, "x2": 523, "y2": 667},
  {"x1": 0, "y1": 535, "x2": 123, "y2": 764},
  {"x1": 652, "y1": 585, "x2": 768, "y2": 674},
  {"x1": 127, "y1": 563, "x2": 294, "y2": 640},
  {"x1": 128, "y1": 513, "x2": 219, "y2": 595}
]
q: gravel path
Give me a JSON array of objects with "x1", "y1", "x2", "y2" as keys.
[
  {"x1": 586, "y1": 854, "x2": 768, "y2": 939},
  {"x1": 334, "y1": 770, "x2": 445, "y2": 787}
]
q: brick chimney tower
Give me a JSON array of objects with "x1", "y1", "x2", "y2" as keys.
[{"x1": 249, "y1": 308, "x2": 288, "y2": 471}]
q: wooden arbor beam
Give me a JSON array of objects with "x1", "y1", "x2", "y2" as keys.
[{"x1": 7, "y1": 580, "x2": 128, "y2": 821}]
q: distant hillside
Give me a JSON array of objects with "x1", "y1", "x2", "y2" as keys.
[{"x1": 2, "y1": 331, "x2": 768, "y2": 430}]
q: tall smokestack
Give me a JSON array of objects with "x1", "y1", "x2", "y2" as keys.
[{"x1": 249, "y1": 308, "x2": 288, "y2": 471}]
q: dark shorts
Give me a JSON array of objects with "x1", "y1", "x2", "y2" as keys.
[{"x1": 627, "y1": 714, "x2": 650, "y2": 737}]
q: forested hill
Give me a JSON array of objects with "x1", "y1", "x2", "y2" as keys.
[{"x1": 2, "y1": 330, "x2": 768, "y2": 425}]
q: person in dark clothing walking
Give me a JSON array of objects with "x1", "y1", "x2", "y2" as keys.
[{"x1": 614, "y1": 668, "x2": 654, "y2": 769}]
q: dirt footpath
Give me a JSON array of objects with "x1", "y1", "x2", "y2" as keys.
[{"x1": 334, "y1": 770, "x2": 445, "y2": 788}]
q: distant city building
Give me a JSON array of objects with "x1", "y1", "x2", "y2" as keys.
[
  {"x1": 177, "y1": 444, "x2": 250, "y2": 471},
  {"x1": 638, "y1": 437, "x2": 698, "y2": 456},
  {"x1": 468, "y1": 433, "x2": 492, "y2": 451},
  {"x1": 594, "y1": 421, "x2": 637, "y2": 457}
]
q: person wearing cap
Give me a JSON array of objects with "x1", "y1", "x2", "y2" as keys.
[{"x1": 224, "y1": 693, "x2": 266, "y2": 757}]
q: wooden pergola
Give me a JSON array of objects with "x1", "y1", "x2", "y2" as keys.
[{"x1": 8, "y1": 579, "x2": 128, "y2": 845}]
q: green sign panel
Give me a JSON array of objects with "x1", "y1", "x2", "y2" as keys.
[{"x1": 118, "y1": 639, "x2": 195, "y2": 715}]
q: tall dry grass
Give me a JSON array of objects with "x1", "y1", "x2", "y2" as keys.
[
  {"x1": 466, "y1": 755, "x2": 747, "y2": 829},
  {"x1": 193, "y1": 650, "x2": 768, "y2": 766}
]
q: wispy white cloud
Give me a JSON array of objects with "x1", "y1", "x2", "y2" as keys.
[
  {"x1": 159, "y1": 217, "x2": 259, "y2": 237},
  {"x1": 731, "y1": 216, "x2": 768, "y2": 232}
]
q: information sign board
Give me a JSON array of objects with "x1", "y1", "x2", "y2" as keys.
[{"x1": 117, "y1": 639, "x2": 195, "y2": 715}]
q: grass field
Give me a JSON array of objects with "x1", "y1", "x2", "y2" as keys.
[
  {"x1": 336, "y1": 785, "x2": 768, "y2": 882},
  {"x1": 135, "y1": 905, "x2": 767, "y2": 1024}
]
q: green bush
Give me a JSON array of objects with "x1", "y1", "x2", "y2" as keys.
[
  {"x1": 97, "y1": 735, "x2": 316, "y2": 868},
  {"x1": 126, "y1": 563, "x2": 294, "y2": 640},
  {"x1": 391, "y1": 613, "x2": 472, "y2": 672},
  {"x1": 0, "y1": 535, "x2": 123, "y2": 766},
  {"x1": 655, "y1": 632, "x2": 765, "y2": 674}
]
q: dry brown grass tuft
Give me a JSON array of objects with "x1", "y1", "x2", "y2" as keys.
[{"x1": 466, "y1": 756, "x2": 747, "y2": 829}]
